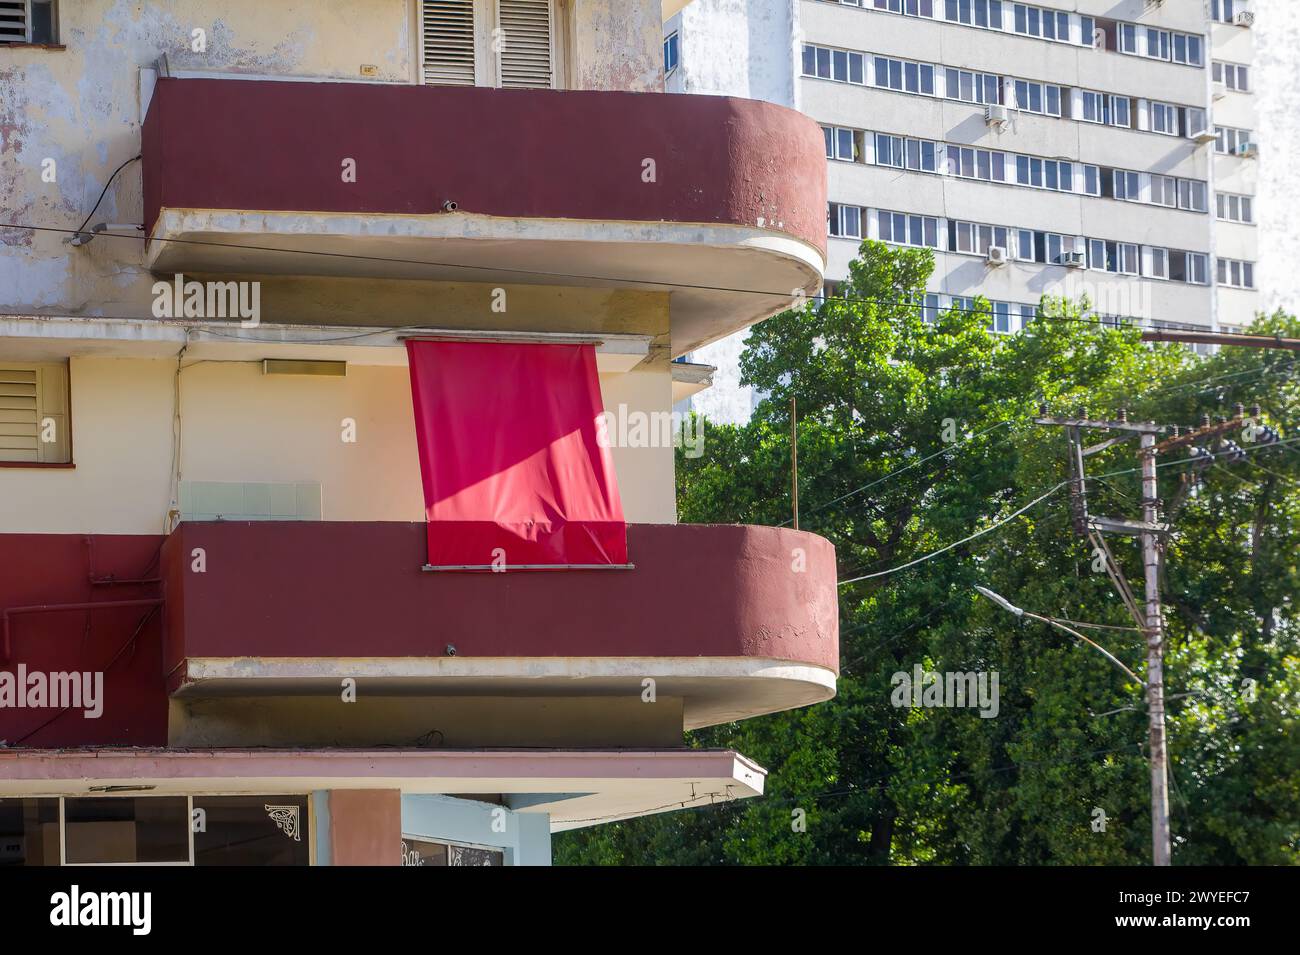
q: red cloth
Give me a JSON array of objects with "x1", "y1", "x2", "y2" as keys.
[{"x1": 405, "y1": 340, "x2": 627, "y2": 568}]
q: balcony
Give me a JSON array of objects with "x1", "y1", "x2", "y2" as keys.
[
  {"x1": 141, "y1": 78, "x2": 828, "y2": 355},
  {"x1": 159, "y1": 521, "x2": 839, "y2": 734}
]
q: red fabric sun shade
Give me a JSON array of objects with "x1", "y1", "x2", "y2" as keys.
[{"x1": 406, "y1": 340, "x2": 628, "y2": 569}]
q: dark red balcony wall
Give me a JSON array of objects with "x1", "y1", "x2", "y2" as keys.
[
  {"x1": 161, "y1": 522, "x2": 839, "y2": 671},
  {"x1": 142, "y1": 79, "x2": 827, "y2": 257},
  {"x1": 0, "y1": 534, "x2": 168, "y2": 747}
]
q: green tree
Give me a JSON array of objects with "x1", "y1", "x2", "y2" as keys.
[{"x1": 556, "y1": 242, "x2": 1299, "y2": 866}]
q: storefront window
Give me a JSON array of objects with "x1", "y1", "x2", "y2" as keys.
[{"x1": 401, "y1": 835, "x2": 503, "y2": 866}]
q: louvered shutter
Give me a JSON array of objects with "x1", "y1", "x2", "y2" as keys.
[
  {"x1": 0, "y1": 1, "x2": 27, "y2": 43},
  {"x1": 421, "y1": 0, "x2": 478, "y2": 86},
  {"x1": 0, "y1": 367, "x2": 40, "y2": 462},
  {"x1": 497, "y1": 0, "x2": 554, "y2": 89}
]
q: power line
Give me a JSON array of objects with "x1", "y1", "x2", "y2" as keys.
[{"x1": 838, "y1": 482, "x2": 1067, "y2": 585}]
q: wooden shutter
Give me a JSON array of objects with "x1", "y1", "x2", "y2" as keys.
[
  {"x1": 0, "y1": 1, "x2": 27, "y2": 43},
  {"x1": 0, "y1": 366, "x2": 40, "y2": 462},
  {"x1": 497, "y1": 0, "x2": 553, "y2": 89},
  {"x1": 421, "y1": 0, "x2": 478, "y2": 86}
]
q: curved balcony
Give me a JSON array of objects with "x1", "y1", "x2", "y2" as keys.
[
  {"x1": 159, "y1": 521, "x2": 839, "y2": 731},
  {"x1": 142, "y1": 78, "x2": 828, "y2": 355}
]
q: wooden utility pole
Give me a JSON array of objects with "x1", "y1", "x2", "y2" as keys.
[
  {"x1": 790, "y1": 395, "x2": 799, "y2": 530},
  {"x1": 1035, "y1": 407, "x2": 1170, "y2": 865}
]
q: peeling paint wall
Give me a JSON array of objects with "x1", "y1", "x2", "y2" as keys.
[
  {"x1": 0, "y1": 0, "x2": 669, "y2": 317},
  {"x1": 569, "y1": 0, "x2": 664, "y2": 92}
]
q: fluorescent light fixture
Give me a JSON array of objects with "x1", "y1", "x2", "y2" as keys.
[{"x1": 262, "y1": 359, "x2": 347, "y2": 377}]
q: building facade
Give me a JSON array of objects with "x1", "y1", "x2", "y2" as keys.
[
  {"x1": 0, "y1": 0, "x2": 837, "y2": 866},
  {"x1": 671, "y1": 0, "x2": 1263, "y2": 422}
]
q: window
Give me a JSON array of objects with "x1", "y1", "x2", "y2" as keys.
[
  {"x1": 1217, "y1": 257, "x2": 1256, "y2": 289},
  {"x1": 877, "y1": 133, "x2": 937, "y2": 172},
  {"x1": 0, "y1": 0, "x2": 58, "y2": 44},
  {"x1": 1083, "y1": 92, "x2": 1131, "y2": 127},
  {"x1": 1216, "y1": 192, "x2": 1254, "y2": 223},
  {"x1": 1150, "y1": 247, "x2": 1169, "y2": 279},
  {"x1": 420, "y1": 0, "x2": 557, "y2": 89},
  {"x1": 950, "y1": 145, "x2": 1005, "y2": 182},
  {"x1": 1113, "y1": 169, "x2": 1140, "y2": 201},
  {"x1": 945, "y1": 68, "x2": 999, "y2": 104},
  {"x1": 1215, "y1": 126, "x2": 1253, "y2": 155},
  {"x1": 0, "y1": 798, "x2": 59, "y2": 865},
  {"x1": 1118, "y1": 23, "x2": 1138, "y2": 54},
  {"x1": 879, "y1": 210, "x2": 939, "y2": 248},
  {"x1": 947, "y1": 0, "x2": 1002, "y2": 27},
  {"x1": 1089, "y1": 239, "x2": 1139, "y2": 274},
  {"x1": 1211, "y1": 0, "x2": 1244, "y2": 23},
  {"x1": 803, "y1": 44, "x2": 867, "y2": 84},
  {"x1": 0, "y1": 361, "x2": 70, "y2": 465},
  {"x1": 402, "y1": 836, "x2": 505, "y2": 866},
  {"x1": 1167, "y1": 251, "x2": 1209, "y2": 285},
  {"x1": 1013, "y1": 4, "x2": 1068, "y2": 42},
  {"x1": 664, "y1": 31, "x2": 679, "y2": 74},
  {"x1": 1171, "y1": 33, "x2": 1203, "y2": 67},
  {"x1": 193, "y1": 797, "x2": 311, "y2": 866},
  {"x1": 1149, "y1": 175, "x2": 1177, "y2": 208},
  {"x1": 829, "y1": 202, "x2": 863, "y2": 238},
  {"x1": 988, "y1": 301, "x2": 1013, "y2": 334},
  {"x1": 949, "y1": 220, "x2": 1009, "y2": 255},
  {"x1": 63, "y1": 797, "x2": 190, "y2": 865},
  {"x1": 1178, "y1": 179, "x2": 1208, "y2": 213},
  {"x1": 1017, "y1": 230, "x2": 1077, "y2": 265},
  {"x1": 1213, "y1": 61, "x2": 1250, "y2": 92},
  {"x1": 1083, "y1": 165, "x2": 1100, "y2": 196},
  {"x1": 876, "y1": 55, "x2": 934, "y2": 93},
  {"x1": 1149, "y1": 102, "x2": 1179, "y2": 136},
  {"x1": 1012, "y1": 79, "x2": 1061, "y2": 116},
  {"x1": 824, "y1": 126, "x2": 862, "y2": 162}
]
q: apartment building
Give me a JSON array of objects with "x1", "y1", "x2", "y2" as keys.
[
  {"x1": 0, "y1": 0, "x2": 837, "y2": 866},
  {"x1": 668, "y1": 0, "x2": 1262, "y2": 422}
]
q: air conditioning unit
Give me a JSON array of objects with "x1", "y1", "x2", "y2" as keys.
[
  {"x1": 985, "y1": 105, "x2": 1010, "y2": 127},
  {"x1": 987, "y1": 246, "x2": 1008, "y2": 267},
  {"x1": 1212, "y1": 80, "x2": 1227, "y2": 100},
  {"x1": 1062, "y1": 250, "x2": 1087, "y2": 269},
  {"x1": 1236, "y1": 141, "x2": 1258, "y2": 158},
  {"x1": 1234, "y1": 11, "x2": 1255, "y2": 27}
]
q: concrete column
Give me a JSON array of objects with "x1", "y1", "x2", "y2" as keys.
[{"x1": 327, "y1": 789, "x2": 402, "y2": 866}]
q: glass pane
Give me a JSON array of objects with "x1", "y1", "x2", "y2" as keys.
[
  {"x1": 402, "y1": 837, "x2": 450, "y2": 867},
  {"x1": 64, "y1": 797, "x2": 190, "y2": 865},
  {"x1": 194, "y1": 796, "x2": 310, "y2": 867},
  {"x1": 0, "y1": 798, "x2": 60, "y2": 867}
]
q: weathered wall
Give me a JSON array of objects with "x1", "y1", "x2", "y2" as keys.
[
  {"x1": 666, "y1": 0, "x2": 796, "y2": 107},
  {"x1": 0, "y1": 0, "x2": 671, "y2": 318},
  {"x1": 570, "y1": 0, "x2": 664, "y2": 92}
]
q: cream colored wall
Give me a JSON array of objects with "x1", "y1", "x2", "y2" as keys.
[{"x1": 0, "y1": 355, "x2": 676, "y2": 534}]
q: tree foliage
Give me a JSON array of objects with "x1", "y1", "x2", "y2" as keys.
[{"x1": 556, "y1": 241, "x2": 1300, "y2": 865}]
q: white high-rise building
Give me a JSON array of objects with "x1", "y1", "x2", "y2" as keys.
[{"x1": 670, "y1": 0, "x2": 1268, "y2": 423}]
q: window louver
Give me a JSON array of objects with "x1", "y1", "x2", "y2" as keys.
[
  {"x1": 422, "y1": 0, "x2": 478, "y2": 86},
  {"x1": 497, "y1": 0, "x2": 553, "y2": 89},
  {"x1": 0, "y1": 367, "x2": 40, "y2": 462},
  {"x1": 0, "y1": 1, "x2": 27, "y2": 43}
]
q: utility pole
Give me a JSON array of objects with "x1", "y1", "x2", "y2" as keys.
[
  {"x1": 1035, "y1": 404, "x2": 1251, "y2": 866},
  {"x1": 1035, "y1": 406, "x2": 1169, "y2": 865},
  {"x1": 790, "y1": 395, "x2": 799, "y2": 530},
  {"x1": 1139, "y1": 427, "x2": 1171, "y2": 867}
]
